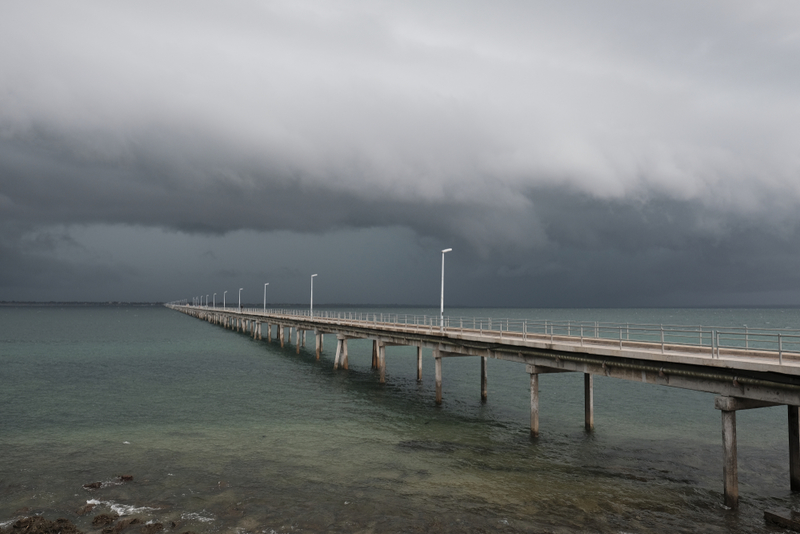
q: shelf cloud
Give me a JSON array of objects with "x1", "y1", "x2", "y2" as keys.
[{"x1": 2, "y1": 0, "x2": 799, "y2": 306}]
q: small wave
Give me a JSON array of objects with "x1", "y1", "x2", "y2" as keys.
[
  {"x1": 86, "y1": 499, "x2": 157, "y2": 516},
  {"x1": 181, "y1": 512, "x2": 214, "y2": 523}
]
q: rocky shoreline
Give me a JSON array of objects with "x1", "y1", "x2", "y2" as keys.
[{"x1": 1, "y1": 476, "x2": 197, "y2": 534}]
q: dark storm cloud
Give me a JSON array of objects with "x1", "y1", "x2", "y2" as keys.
[{"x1": 1, "y1": 1, "x2": 799, "y2": 304}]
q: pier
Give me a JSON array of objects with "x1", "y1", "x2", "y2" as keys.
[{"x1": 167, "y1": 303, "x2": 800, "y2": 509}]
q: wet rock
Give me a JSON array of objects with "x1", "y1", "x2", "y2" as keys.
[
  {"x1": 83, "y1": 482, "x2": 102, "y2": 490},
  {"x1": 76, "y1": 503, "x2": 96, "y2": 516},
  {"x1": 117, "y1": 475, "x2": 133, "y2": 482},
  {"x1": 91, "y1": 514, "x2": 118, "y2": 527},
  {"x1": 140, "y1": 523, "x2": 163, "y2": 534},
  {"x1": 1, "y1": 516, "x2": 83, "y2": 534},
  {"x1": 102, "y1": 518, "x2": 141, "y2": 534}
]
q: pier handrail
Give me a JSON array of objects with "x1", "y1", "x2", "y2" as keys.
[{"x1": 170, "y1": 304, "x2": 800, "y2": 359}]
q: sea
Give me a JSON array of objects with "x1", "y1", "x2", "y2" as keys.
[{"x1": 2, "y1": 305, "x2": 800, "y2": 533}]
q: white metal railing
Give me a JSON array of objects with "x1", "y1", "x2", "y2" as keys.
[{"x1": 168, "y1": 304, "x2": 800, "y2": 362}]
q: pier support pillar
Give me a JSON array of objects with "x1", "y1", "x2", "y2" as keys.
[
  {"x1": 341, "y1": 339, "x2": 349, "y2": 369},
  {"x1": 372, "y1": 340, "x2": 378, "y2": 370},
  {"x1": 315, "y1": 332, "x2": 322, "y2": 360},
  {"x1": 296, "y1": 329, "x2": 301, "y2": 354},
  {"x1": 379, "y1": 342, "x2": 386, "y2": 384},
  {"x1": 334, "y1": 338, "x2": 342, "y2": 369},
  {"x1": 266, "y1": 323, "x2": 271, "y2": 342},
  {"x1": 279, "y1": 325, "x2": 284, "y2": 347},
  {"x1": 416, "y1": 346, "x2": 422, "y2": 381},
  {"x1": 790, "y1": 405, "x2": 800, "y2": 491},
  {"x1": 302, "y1": 330, "x2": 306, "y2": 347},
  {"x1": 434, "y1": 349, "x2": 442, "y2": 404},
  {"x1": 584, "y1": 373, "x2": 594, "y2": 431},
  {"x1": 530, "y1": 372, "x2": 539, "y2": 438},
  {"x1": 480, "y1": 356, "x2": 488, "y2": 402},
  {"x1": 721, "y1": 409, "x2": 738, "y2": 508}
]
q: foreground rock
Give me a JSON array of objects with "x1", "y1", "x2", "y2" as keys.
[{"x1": 0, "y1": 517, "x2": 83, "y2": 534}]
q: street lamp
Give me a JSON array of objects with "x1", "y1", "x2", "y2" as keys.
[
  {"x1": 224, "y1": 290, "x2": 227, "y2": 309},
  {"x1": 238, "y1": 287, "x2": 243, "y2": 312},
  {"x1": 310, "y1": 274, "x2": 318, "y2": 316},
  {"x1": 440, "y1": 248, "x2": 452, "y2": 332},
  {"x1": 206, "y1": 294, "x2": 209, "y2": 307},
  {"x1": 213, "y1": 293, "x2": 216, "y2": 308},
  {"x1": 264, "y1": 283, "x2": 269, "y2": 313}
]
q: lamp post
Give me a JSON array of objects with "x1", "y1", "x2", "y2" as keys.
[
  {"x1": 310, "y1": 274, "x2": 318, "y2": 317},
  {"x1": 238, "y1": 288, "x2": 243, "y2": 312},
  {"x1": 224, "y1": 291, "x2": 227, "y2": 309},
  {"x1": 206, "y1": 294, "x2": 209, "y2": 307},
  {"x1": 264, "y1": 283, "x2": 269, "y2": 313},
  {"x1": 440, "y1": 248, "x2": 452, "y2": 332},
  {"x1": 213, "y1": 293, "x2": 216, "y2": 308}
]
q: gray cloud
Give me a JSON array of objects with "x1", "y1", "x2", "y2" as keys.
[{"x1": 1, "y1": 1, "x2": 799, "y2": 305}]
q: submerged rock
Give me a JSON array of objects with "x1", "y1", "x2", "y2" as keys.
[
  {"x1": 102, "y1": 517, "x2": 141, "y2": 534},
  {"x1": 117, "y1": 475, "x2": 133, "y2": 482},
  {"x1": 82, "y1": 482, "x2": 102, "y2": 490},
  {"x1": 1, "y1": 516, "x2": 83, "y2": 534},
  {"x1": 91, "y1": 514, "x2": 118, "y2": 527},
  {"x1": 140, "y1": 523, "x2": 163, "y2": 534},
  {"x1": 76, "y1": 503, "x2": 96, "y2": 516}
]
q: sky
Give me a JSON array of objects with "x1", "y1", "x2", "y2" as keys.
[{"x1": 2, "y1": 0, "x2": 800, "y2": 307}]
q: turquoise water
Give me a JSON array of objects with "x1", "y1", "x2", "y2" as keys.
[{"x1": 2, "y1": 305, "x2": 800, "y2": 533}]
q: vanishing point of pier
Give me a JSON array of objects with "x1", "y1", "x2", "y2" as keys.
[{"x1": 168, "y1": 303, "x2": 800, "y2": 510}]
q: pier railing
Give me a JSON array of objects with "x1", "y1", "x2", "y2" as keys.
[{"x1": 174, "y1": 305, "x2": 800, "y2": 360}]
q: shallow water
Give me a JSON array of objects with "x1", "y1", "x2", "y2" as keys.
[{"x1": 2, "y1": 305, "x2": 800, "y2": 533}]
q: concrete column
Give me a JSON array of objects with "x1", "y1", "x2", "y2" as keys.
[
  {"x1": 416, "y1": 346, "x2": 422, "y2": 381},
  {"x1": 585, "y1": 373, "x2": 594, "y2": 431},
  {"x1": 480, "y1": 356, "x2": 488, "y2": 402},
  {"x1": 302, "y1": 330, "x2": 306, "y2": 347},
  {"x1": 296, "y1": 329, "x2": 301, "y2": 354},
  {"x1": 279, "y1": 325, "x2": 284, "y2": 347},
  {"x1": 266, "y1": 323, "x2": 272, "y2": 342},
  {"x1": 379, "y1": 343, "x2": 386, "y2": 384},
  {"x1": 434, "y1": 350, "x2": 442, "y2": 405},
  {"x1": 721, "y1": 410, "x2": 738, "y2": 508},
  {"x1": 372, "y1": 340, "x2": 378, "y2": 370},
  {"x1": 530, "y1": 373, "x2": 539, "y2": 438},
  {"x1": 790, "y1": 405, "x2": 800, "y2": 491},
  {"x1": 341, "y1": 339, "x2": 349, "y2": 370},
  {"x1": 334, "y1": 338, "x2": 343, "y2": 370},
  {"x1": 315, "y1": 331, "x2": 322, "y2": 360}
]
